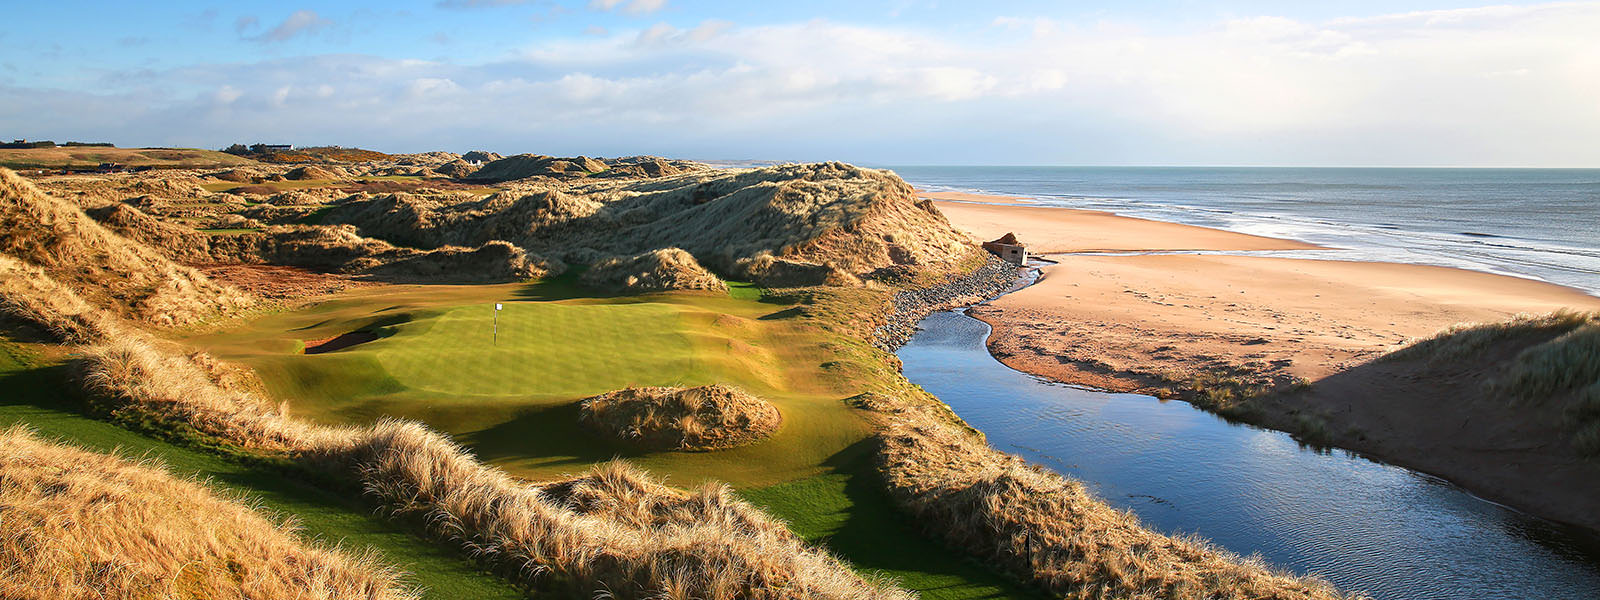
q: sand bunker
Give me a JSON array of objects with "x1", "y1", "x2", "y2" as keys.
[
  {"x1": 303, "y1": 330, "x2": 379, "y2": 354},
  {"x1": 579, "y1": 384, "x2": 781, "y2": 451}
]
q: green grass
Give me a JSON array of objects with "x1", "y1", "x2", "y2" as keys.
[
  {"x1": 372, "y1": 302, "x2": 702, "y2": 397},
  {"x1": 726, "y1": 280, "x2": 763, "y2": 301},
  {"x1": 179, "y1": 279, "x2": 1036, "y2": 598},
  {"x1": 740, "y1": 447, "x2": 1038, "y2": 600},
  {"x1": 0, "y1": 340, "x2": 525, "y2": 600}
]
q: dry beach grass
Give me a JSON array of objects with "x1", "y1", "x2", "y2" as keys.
[
  {"x1": 579, "y1": 384, "x2": 782, "y2": 450},
  {"x1": 0, "y1": 427, "x2": 418, "y2": 600},
  {"x1": 875, "y1": 411, "x2": 1350, "y2": 600}
]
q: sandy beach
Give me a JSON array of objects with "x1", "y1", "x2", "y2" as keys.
[
  {"x1": 938, "y1": 195, "x2": 1600, "y2": 532},
  {"x1": 972, "y1": 253, "x2": 1600, "y2": 392}
]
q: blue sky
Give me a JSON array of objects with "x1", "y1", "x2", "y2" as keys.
[{"x1": 4, "y1": 1, "x2": 1598, "y2": 165}]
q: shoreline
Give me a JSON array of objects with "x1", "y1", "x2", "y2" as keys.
[
  {"x1": 929, "y1": 189, "x2": 1600, "y2": 535},
  {"x1": 914, "y1": 189, "x2": 1038, "y2": 205}
]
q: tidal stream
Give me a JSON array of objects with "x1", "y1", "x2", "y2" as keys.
[{"x1": 896, "y1": 309, "x2": 1600, "y2": 600}]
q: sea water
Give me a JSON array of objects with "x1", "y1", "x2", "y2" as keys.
[{"x1": 885, "y1": 166, "x2": 1600, "y2": 294}]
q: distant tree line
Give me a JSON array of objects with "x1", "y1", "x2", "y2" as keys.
[
  {"x1": 0, "y1": 140, "x2": 115, "y2": 149},
  {"x1": 222, "y1": 143, "x2": 296, "y2": 155}
]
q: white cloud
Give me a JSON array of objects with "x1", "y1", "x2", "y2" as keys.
[
  {"x1": 4, "y1": 3, "x2": 1599, "y2": 165},
  {"x1": 589, "y1": 0, "x2": 667, "y2": 16}
]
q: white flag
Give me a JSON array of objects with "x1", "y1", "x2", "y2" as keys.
[{"x1": 495, "y1": 303, "x2": 503, "y2": 310}]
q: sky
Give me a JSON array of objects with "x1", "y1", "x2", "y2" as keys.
[{"x1": 3, "y1": 1, "x2": 1598, "y2": 166}]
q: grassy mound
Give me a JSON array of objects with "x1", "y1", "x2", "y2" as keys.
[
  {"x1": 590, "y1": 156, "x2": 703, "y2": 179},
  {"x1": 286, "y1": 165, "x2": 340, "y2": 180},
  {"x1": 1388, "y1": 310, "x2": 1600, "y2": 456},
  {"x1": 580, "y1": 384, "x2": 781, "y2": 451},
  {"x1": 0, "y1": 427, "x2": 417, "y2": 600},
  {"x1": 434, "y1": 159, "x2": 478, "y2": 178},
  {"x1": 0, "y1": 168, "x2": 253, "y2": 327},
  {"x1": 581, "y1": 247, "x2": 727, "y2": 293},
  {"x1": 466, "y1": 154, "x2": 607, "y2": 182}
]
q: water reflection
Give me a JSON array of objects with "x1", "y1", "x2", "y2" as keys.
[{"x1": 898, "y1": 310, "x2": 1600, "y2": 600}]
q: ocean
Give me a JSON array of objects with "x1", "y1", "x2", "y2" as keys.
[{"x1": 884, "y1": 166, "x2": 1600, "y2": 295}]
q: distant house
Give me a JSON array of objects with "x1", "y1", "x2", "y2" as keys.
[{"x1": 982, "y1": 232, "x2": 1028, "y2": 265}]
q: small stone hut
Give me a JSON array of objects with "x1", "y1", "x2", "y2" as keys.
[{"x1": 982, "y1": 233, "x2": 1028, "y2": 265}]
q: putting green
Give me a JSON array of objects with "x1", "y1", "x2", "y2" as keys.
[{"x1": 372, "y1": 303, "x2": 700, "y2": 397}]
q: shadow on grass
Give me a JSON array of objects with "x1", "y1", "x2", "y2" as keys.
[
  {"x1": 456, "y1": 401, "x2": 644, "y2": 470},
  {"x1": 0, "y1": 343, "x2": 526, "y2": 600},
  {"x1": 741, "y1": 438, "x2": 1042, "y2": 600}
]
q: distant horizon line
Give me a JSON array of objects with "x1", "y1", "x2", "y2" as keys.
[{"x1": 8, "y1": 140, "x2": 1595, "y2": 169}]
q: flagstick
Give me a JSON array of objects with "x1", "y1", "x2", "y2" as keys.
[{"x1": 493, "y1": 303, "x2": 501, "y2": 345}]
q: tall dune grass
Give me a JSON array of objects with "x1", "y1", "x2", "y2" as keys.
[
  {"x1": 875, "y1": 412, "x2": 1352, "y2": 599},
  {"x1": 0, "y1": 255, "x2": 123, "y2": 342},
  {"x1": 0, "y1": 427, "x2": 418, "y2": 600},
  {"x1": 340, "y1": 420, "x2": 904, "y2": 599},
  {"x1": 1383, "y1": 309, "x2": 1596, "y2": 363},
  {"x1": 0, "y1": 168, "x2": 254, "y2": 326}
]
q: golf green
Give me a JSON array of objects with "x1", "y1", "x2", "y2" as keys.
[{"x1": 372, "y1": 302, "x2": 701, "y2": 397}]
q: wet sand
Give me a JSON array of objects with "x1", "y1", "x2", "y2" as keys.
[{"x1": 915, "y1": 190, "x2": 1037, "y2": 205}]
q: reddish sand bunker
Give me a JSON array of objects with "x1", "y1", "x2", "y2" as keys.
[{"x1": 303, "y1": 331, "x2": 378, "y2": 354}]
